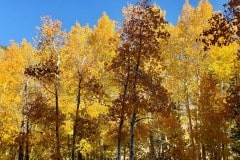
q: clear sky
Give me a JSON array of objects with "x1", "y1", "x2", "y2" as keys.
[{"x1": 0, "y1": 0, "x2": 227, "y2": 46}]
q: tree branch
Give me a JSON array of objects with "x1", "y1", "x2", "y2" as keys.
[{"x1": 135, "y1": 117, "x2": 154, "y2": 123}]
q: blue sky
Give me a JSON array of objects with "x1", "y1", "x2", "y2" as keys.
[{"x1": 0, "y1": 0, "x2": 227, "y2": 46}]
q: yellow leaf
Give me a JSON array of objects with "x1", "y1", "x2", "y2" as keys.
[{"x1": 86, "y1": 102, "x2": 108, "y2": 118}]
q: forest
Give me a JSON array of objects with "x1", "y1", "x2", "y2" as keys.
[{"x1": 0, "y1": 0, "x2": 240, "y2": 159}]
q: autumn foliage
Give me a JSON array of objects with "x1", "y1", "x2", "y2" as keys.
[{"x1": 0, "y1": 0, "x2": 240, "y2": 160}]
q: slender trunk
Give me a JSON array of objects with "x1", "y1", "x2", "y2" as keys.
[
  {"x1": 117, "y1": 45, "x2": 131, "y2": 160},
  {"x1": 77, "y1": 151, "x2": 83, "y2": 160},
  {"x1": 18, "y1": 120, "x2": 24, "y2": 160},
  {"x1": 196, "y1": 71, "x2": 201, "y2": 160},
  {"x1": 55, "y1": 53, "x2": 61, "y2": 160},
  {"x1": 222, "y1": 143, "x2": 225, "y2": 160},
  {"x1": 202, "y1": 143, "x2": 206, "y2": 160},
  {"x1": 117, "y1": 118, "x2": 124, "y2": 160},
  {"x1": 129, "y1": 23, "x2": 142, "y2": 160},
  {"x1": 184, "y1": 81, "x2": 195, "y2": 160},
  {"x1": 195, "y1": 110, "x2": 200, "y2": 160},
  {"x1": 199, "y1": 74, "x2": 207, "y2": 160},
  {"x1": 25, "y1": 118, "x2": 29, "y2": 160},
  {"x1": 129, "y1": 111, "x2": 136, "y2": 160},
  {"x1": 72, "y1": 73, "x2": 82, "y2": 160},
  {"x1": 55, "y1": 80, "x2": 61, "y2": 159},
  {"x1": 149, "y1": 131, "x2": 156, "y2": 160},
  {"x1": 19, "y1": 77, "x2": 30, "y2": 160},
  {"x1": 123, "y1": 144, "x2": 126, "y2": 160}
]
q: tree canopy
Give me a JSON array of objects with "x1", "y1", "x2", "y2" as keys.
[{"x1": 0, "y1": 0, "x2": 240, "y2": 160}]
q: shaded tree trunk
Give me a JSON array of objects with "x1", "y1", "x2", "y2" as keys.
[
  {"x1": 77, "y1": 151, "x2": 83, "y2": 160},
  {"x1": 25, "y1": 118, "x2": 30, "y2": 160},
  {"x1": 55, "y1": 56, "x2": 61, "y2": 159},
  {"x1": 222, "y1": 143, "x2": 225, "y2": 160},
  {"x1": 19, "y1": 77, "x2": 30, "y2": 160},
  {"x1": 55, "y1": 80, "x2": 61, "y2": 159},
  {"x1": 129, "y1": 19, "x2": 142, "y2": 160},
  {"x1": 129, "y1": 111, "x2": 136, "y2": 160},
  {"x1": 202, "y1": 143, "x2": 206, "y2": 160},
  {"x1": 184, "y1": 81, "x2": 195, "y2": 159},
  {"x1": 117, "y1": 47, "x2": 131, "y2": 160},
  {"x1": 123, "y1": 144, "x2": 127, "y2": 160},
  {"x1": 18, "y1": 120, "x2": 24, "y2": 160},
  {"x1": 117, "y1": 118, "x2": 124, "y2": 160},
  {"x1": 72, "y1": 73, "x2": 82, "y2": 160}
]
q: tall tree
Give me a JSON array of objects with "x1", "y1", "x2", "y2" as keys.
[
  {"x1": 25, "y1": 17, "x2": 66, "y2": 160},
  {"x1": 198, "y1": 1, "x2": 239, "y2": 158},
  {"x1": 111, "y1": 0, "x2": 170, "y2": 159},
  {"x1": 63, "y1": 22, "x2": 93, "y2": 160},
  {"x1": 63, "y1": 13, "x2": 116, "y2": 158},
  {"x1": 223, "y1": 0, "x2": 240, "y2": 157},
  {"x1": 163, "y1": 0, "x2": 214, "y2": 158},
  {"x1": 63, "y1": 22, "x2": 106, "y2": 160},
  {"x1": 0, "y1": 39, "x2": 34, "y2": 159}
]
